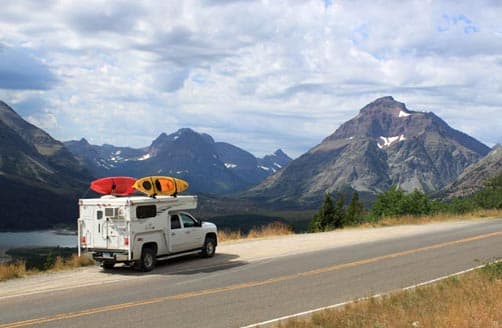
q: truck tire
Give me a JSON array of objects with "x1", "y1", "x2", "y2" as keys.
[
  {"x1": 201, "y1": 236, "x2": 216, "y2": 258},
  {"x1": 138, "y1": 247, "x2": 157, "y2": 272},
  {"x1": 102, "y1": 261, "x2": 115, "y2": 270}
]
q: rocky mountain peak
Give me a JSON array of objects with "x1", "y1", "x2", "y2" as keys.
[
  {"x1": 169, "y1": 128, "x2": 215, "y2": 144},
  {"x1": 273, "y1": 149, "x2": 288, "y2": 157},
  {"x1": 248, "y1": 97, "x2": 490, "y2": 206},
  {"x1": 77, "y1": 137, "x2": 90, "y2": 145},
  {"x1": 0, "y1": 100, "x2": 17, "y2": 114},
  {"x1": 152, "y1": 132, "x2": 169, "y2": 142},
  {"x1": 359, "y1": 96, "x2": 407, "y2": 116},
  {"x1": 257, "y1": 149, "x2": 292, "y2": 173}
]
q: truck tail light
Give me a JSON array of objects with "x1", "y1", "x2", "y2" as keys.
[
  {"x1": 124, "y1": 237, "x2": 129, "y2": 246},
  {"x1": 81, "y1": 235, "x2": 86, "y2": 245}
]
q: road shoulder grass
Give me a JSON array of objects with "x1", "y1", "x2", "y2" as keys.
[
  {"x1": 277, "y1": 261, "x2": 502, "y2": 328},
  {"x1": 0, "y1": 248, "x2": 94, "y2": 282}
]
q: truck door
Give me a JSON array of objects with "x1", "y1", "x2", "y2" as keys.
[
  {"x1": 92, "y1": 209, "x2": 108, "y2": 249},
  {"x1": 179, "y1": 213, "x2": 204, "y2": 249},
  {"x1": 105, "y1": 207, "x2": 127, "y2": 250},
  {"x1": 169, "y1": 214, "x2": 185, "y2": 253}
]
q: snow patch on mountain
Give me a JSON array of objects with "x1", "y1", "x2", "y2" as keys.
[
  {"x1": 377, "y1": 135, "x2": 406, "y2": 149},
  {"x1": 399, "y1": 110, "x2": 411, "y2": 118},
  {"x1": 138, "y1": 153, "x2": 151, "y2": 161}
]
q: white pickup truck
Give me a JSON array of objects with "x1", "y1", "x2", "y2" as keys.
[{"x1": 77, "y1": 195, "x2": 217, "y2": 271}]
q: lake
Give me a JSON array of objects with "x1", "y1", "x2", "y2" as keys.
[{"x1": 0, "y1": 230, "x2": 77, "y2": 250}]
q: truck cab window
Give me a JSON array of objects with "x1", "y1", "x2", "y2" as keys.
[
  {"x1": 170, "y1": 215, "x2": 181, "y2": 229},
  {"x1": 180, "y1": 213, "x2": 197, "y2": 228}
]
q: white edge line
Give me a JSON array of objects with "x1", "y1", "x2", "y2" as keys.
[{"x1": 241, "y1": 260, "x2": 501, "y2": 328}]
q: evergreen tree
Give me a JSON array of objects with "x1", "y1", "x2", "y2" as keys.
[
  {"x1": 308, "y1": 212, "x2": 322, "y2": 232},
  {"x1": 333, "y1": 194, "x2": 346, "y2": 229},
  {"x1": 474, "y1": 173, "x2": 502, "y2": 209},
  {"x1": 309, "y1": 193, "x2": 335, "y2": 232},
  {"x1": 370, "y1": 185, "x2": 406, "y2": 219},
  {"x1": 346, "y1": 191, "x2": 364, "y2": 225},
  {"x1": 321, "y1": 193, "x2": 335, "y2": 229},
  {"x1": 402, "y1": 190, "x2": 431, "y2": 216}
]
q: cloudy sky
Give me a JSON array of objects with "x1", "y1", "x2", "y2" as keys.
[{"x1": 0, "y1": 0, "x2": 500, "y2": 157}]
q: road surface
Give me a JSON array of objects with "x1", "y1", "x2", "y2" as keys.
[{"x1": 0, "y1": 218, "x2": 501, "y2": 328}]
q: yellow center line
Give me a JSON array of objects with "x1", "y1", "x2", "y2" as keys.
[{"x1": 2, "y1": 230, "x2": 501, "y2": 328}]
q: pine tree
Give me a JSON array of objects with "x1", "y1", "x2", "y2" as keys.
[
  {"x1": 309, "y1": 193, "x2": 335, "y2": 232},
  {"x1": 333, "y1": 194, "x2": 345, "y2": 229},
  {"x1": 346, "y1": 191, "x2": 364, "y2": 225},
  {"x1": 370, "y1": 185, "x2": 406, "y2": 219}
]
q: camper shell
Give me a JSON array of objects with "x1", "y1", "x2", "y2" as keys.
[{"x1": 77, "y1": 195, "x2": 217, "y2": 271}]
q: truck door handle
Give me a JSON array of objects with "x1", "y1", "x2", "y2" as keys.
[
  {"x1": 171, "y1": 232, "x2": 176, "y2": 236},
  {"x1": 185, "y1": 231, "x2": 191, "y2": 234}
]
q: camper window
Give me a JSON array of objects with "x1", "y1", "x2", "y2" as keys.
[
  {"x1": 104, "y1": 208, "x2": 125, "y2": 219},
  {"x1": 97, "y1": 210, "x2": 103, "y2": 220},
  {"x1": 136, "y1": 205, "x2": 157, "y2": 219},
  {"x1": 105, "y1": 208, "x2": 116, "y2": 217}
]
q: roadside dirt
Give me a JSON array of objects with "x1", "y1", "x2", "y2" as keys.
[{"x1": 0, "y1": 219, "x2": 493, "y2": 300}]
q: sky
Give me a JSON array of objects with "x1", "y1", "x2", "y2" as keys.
[{"x1": 0, "y1": 0, "x2": 501, "y2": 158}]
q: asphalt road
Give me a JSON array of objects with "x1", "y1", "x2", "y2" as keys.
[{"x1": 1, "y1": 219, "x2": 501, "y2": 328}]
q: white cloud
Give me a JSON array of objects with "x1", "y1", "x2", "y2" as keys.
[{"x1": 0, "y1": 0, "x2": 500, "y2": 157}]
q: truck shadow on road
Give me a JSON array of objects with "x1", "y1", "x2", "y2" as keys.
[{"x1": 101, "y1": 253, "x2": 247, "y2": 276}]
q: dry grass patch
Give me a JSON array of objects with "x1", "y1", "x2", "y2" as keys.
[
  {"x1": 278, "y1": 262, "x2": 502, "y2": 328},
  {"x1": 0, "y1": 260, "x2": 27, "y2": 282},
  {"x1": 360, "y1": 209, "x2": 502, "y2": 228},
  {"x1": 0, "y1": 255, "x2": 94, "y2": 282},
  {"x1": 219, "y1": 221, "x2": 294, "y2": 243}
]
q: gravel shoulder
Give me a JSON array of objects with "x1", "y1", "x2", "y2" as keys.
[{"x1": 0, "y1": 219, "x2": 496, "y2": 300}]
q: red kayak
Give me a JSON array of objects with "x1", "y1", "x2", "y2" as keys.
[{"x1": 90, "y1": 176, "x2": 136, "y2": 196}]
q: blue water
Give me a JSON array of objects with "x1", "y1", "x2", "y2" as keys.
[{"x1": 0, "y1": 230, "x2": 77, "y2": 250}]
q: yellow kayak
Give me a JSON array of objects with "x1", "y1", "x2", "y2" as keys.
[{"x1": 133, "y1": 176, "x2": 189, "y2": 196}]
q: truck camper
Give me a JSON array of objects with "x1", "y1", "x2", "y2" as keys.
[{"x1": 78, "y1": 195, "x2": 217, "y2": 271}]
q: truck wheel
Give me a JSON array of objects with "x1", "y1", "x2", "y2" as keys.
[
  {"x1": 138, "y1": 248, "x2": 156, "y2": 272},
  {"x1": 201, "y1": 236, "x2": 216, "y2": 258},
  {"x1": 102, "y1": 261, "x2": 115, "y2": 270}
]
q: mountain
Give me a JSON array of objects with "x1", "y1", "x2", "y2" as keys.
[
  {"x1": 213, "y1": 142, "x2": 268, "y2": 185},
  {"x1": 443, "y1": 144, "x2": 502, "y2": 198},
  {"x1": 63, "y1": 138, "x2": 144, "y2": 176},
  {"x1": 247, "y1": 96, "x2": 490, "y2": 206},
  {"x1": 65, "y1": 128, "x2": 291, "y2": 194},
  {"x1": 257, "y1": 149, "x2": 292, "y2": 174},
  {"x1": 0, "y1": 100, "x2": 92, "y2": 230}
]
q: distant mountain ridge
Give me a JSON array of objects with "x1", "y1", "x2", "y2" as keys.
[
  {"x1": 0, "y1": 100, "x2": 93, "y2": 230},
  {"x1": 64, "y1": 128, "x2": 292, "y2": 194},
  {"x1": 443, "y1": 144, "x2": 502, "y2": 198},
  {"x1": 0, "y1": 100, "x2": 91, "y2": 190},
  {"x1": 248, "y1": 96, "x2": 490, "y2": 206}
]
